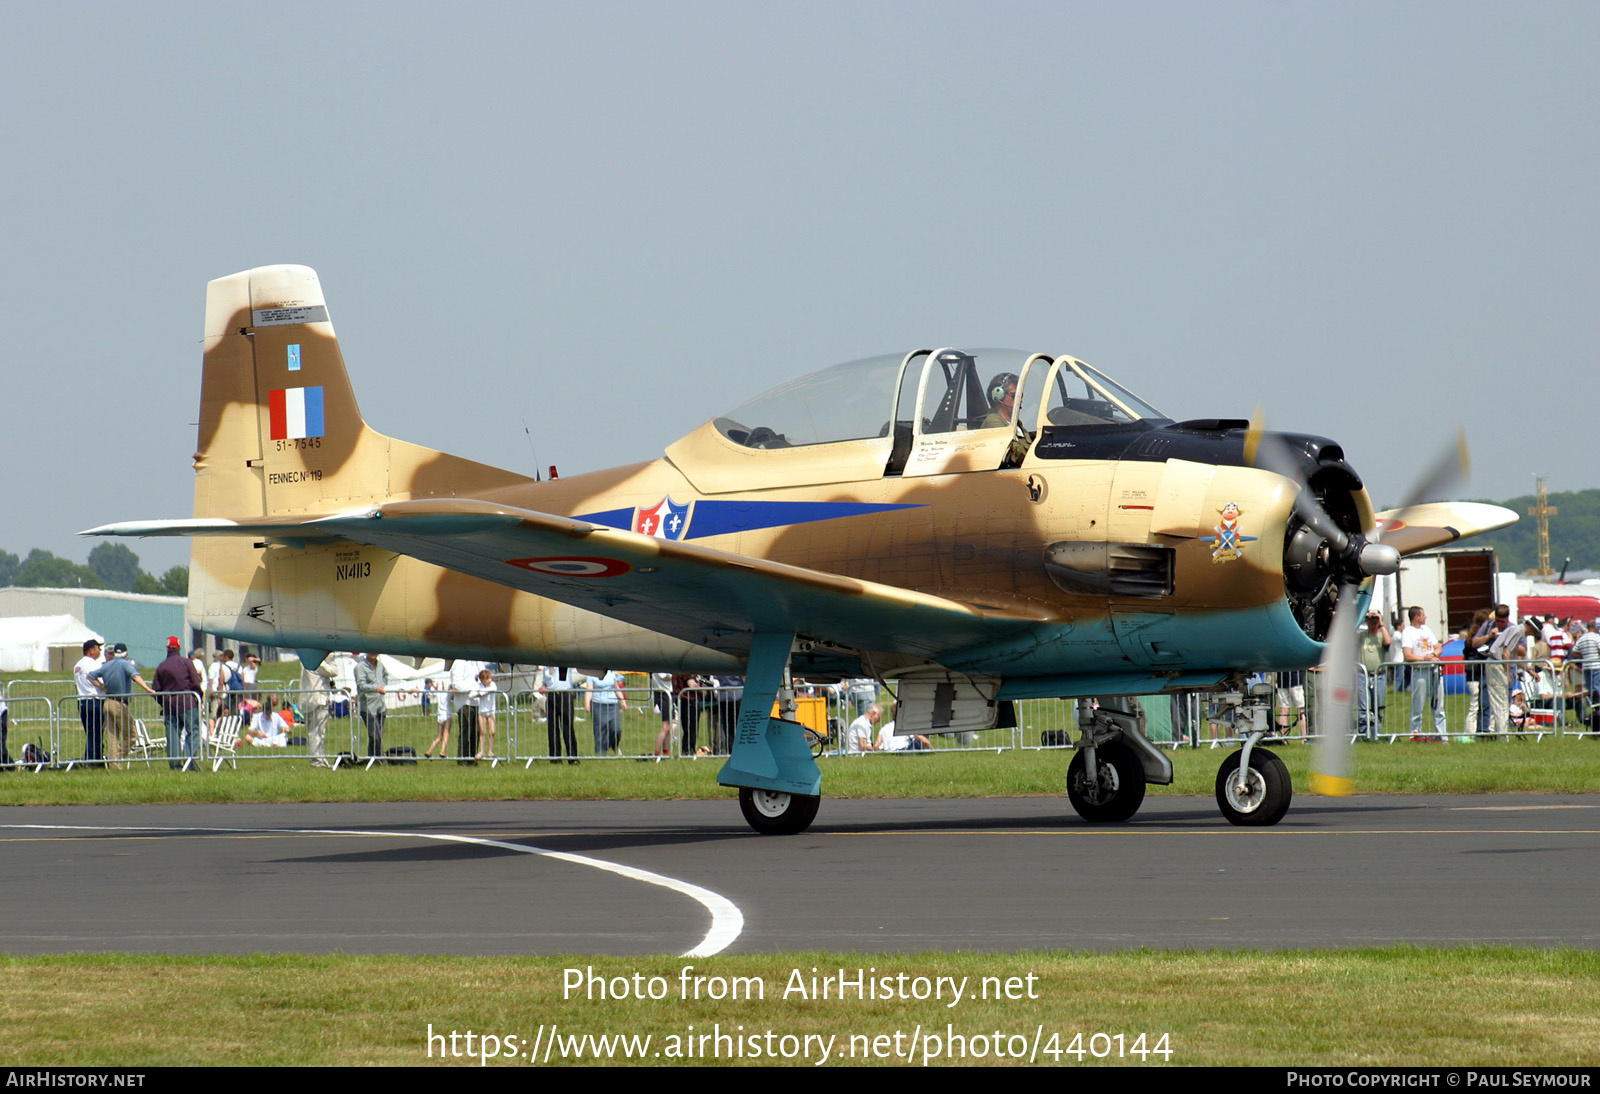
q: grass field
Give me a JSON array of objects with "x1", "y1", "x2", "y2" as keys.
[
  {"x1": 5, "y1": 666, "x2": 1597, "y2": 1068},
  {"x1": 3, "y1": 948, "x2": 1596, "y2": 1066}
]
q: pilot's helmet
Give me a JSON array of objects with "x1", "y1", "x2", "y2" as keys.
[{"x1": 987, "y1": 372, "x2": 1018, "y2": 405}]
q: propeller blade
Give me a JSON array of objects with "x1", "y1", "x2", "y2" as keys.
[
  {"x1": 1311, "y1": 583, "x2": 1360, "y2": 796},
  {"x1": 1373, "y1": 430, "x2": 1471, "y2": 543},
  {"x1": 1247, "y1": 412, "x2": 1350, "y2": 552},
  {"x1": 1243, "y1": 405, "x2": 1266, "y2": 468}
]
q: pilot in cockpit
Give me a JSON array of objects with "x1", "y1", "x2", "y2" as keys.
[{"x1": 980, "y1": 372, "x2": 1018, "y2": 429}]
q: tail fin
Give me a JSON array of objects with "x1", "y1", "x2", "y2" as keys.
[
  {"x1": 189, "y1": 265, "x2": 532, "y2": 639},
  {"x1": 196, "y1": 265, "x2": 531, "y2": 520}
]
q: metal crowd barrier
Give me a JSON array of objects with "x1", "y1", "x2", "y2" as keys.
[
  {"x1": 10, "y1": 657, "x2": 1594, "y2": 774},
  {"x1": 1310, "y1": 656, "x2": 1571, "y2": 744},
  {"x1": 1, "y1": 696, "x2": 56, "y2": 771},
  {"x1": 1558, "y1": 660, "x2": 1599, "y2": 739}
]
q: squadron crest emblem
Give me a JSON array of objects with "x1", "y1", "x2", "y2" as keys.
[
  {"x1": 635, "y1": 496, "x2": 692, "y2": 540},
  {"x1": 1200, "y1": 502, "x2": 1258, "y2": 563}
]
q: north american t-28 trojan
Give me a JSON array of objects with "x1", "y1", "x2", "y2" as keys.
[{"x1": 89, "y1": 266, "x2": 1516, "y2": 832}]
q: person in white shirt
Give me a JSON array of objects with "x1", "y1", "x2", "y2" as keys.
[
  {"x1": 208, "y1": 649, "x2": 240, "y2": 723},
  {"x1": 876, "y1": 719, "x2": 931, "y2": 752},
  {"x1": 449, "y1": 658, "x2": 486, "y2": 761},
  {"x1": 473, "y1": 668, "x2": 499, "y2": 761},
  {"x1": 73, "y1": 638, "x2": 106, "y2": 763},
  {"x1": 1401, "y1": 606, "x2": 1446, "y2": 737},
  {"x1": 844, "y1": 703, "x2": 884, "y2": 754},
  {"x1": 300, "y1": 652, "x2": 339, "y2": 767},
  {"x1": 241, "y1": 696, "x2": 290, "y2": 747},
  {"x1": 539, "y1": 666, "x2": 581, "y2": 763},
  {"x1": 189, "y1": 648, "x2": 207, "y2": 694}
]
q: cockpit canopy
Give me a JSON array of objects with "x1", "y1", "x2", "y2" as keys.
[
  {"x1": 668, "y1": 348, "x2": 1172, "y2": 492},
  {"x1": 714, "y1": 348, "x2": 1168, "y2": 451}
]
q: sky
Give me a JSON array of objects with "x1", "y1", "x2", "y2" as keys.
[{"x1": 2, "y1": 1, "x2": 1594, "y2": 576}]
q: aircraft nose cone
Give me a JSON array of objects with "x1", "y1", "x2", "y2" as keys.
[{"x1": 1358, "y1": 542, "x2": 1401, "y2": 577}]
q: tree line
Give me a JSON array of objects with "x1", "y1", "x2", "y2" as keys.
[
  {"x1": 1462, "y1": 487, "x2": 1600, "y2": 577},
  {"x1": 0, "y1": 543, "x2": 188, "y2": 597}
]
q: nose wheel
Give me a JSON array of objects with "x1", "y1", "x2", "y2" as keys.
[
  {"x1": 1215, "y1": 748, "x2": 1292, "y2": 826},
  {"x1": 738, "y1": 787, "x2": 821, "y2": 835}
]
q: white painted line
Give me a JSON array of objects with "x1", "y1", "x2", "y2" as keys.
[{"x1": 2, "y1": 823, "x2": 744, "y2": 958}]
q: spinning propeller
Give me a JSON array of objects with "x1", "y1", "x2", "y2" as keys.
[{"x1": 1245, "y1": 413, "x2": 1470, "y2": 796}]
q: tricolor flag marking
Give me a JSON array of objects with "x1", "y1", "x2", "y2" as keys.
[{"x1": 269, "y1": 387, "x2": 326, "y2": 440}]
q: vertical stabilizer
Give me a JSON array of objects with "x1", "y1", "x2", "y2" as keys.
[{"x1": 187, "y1": 265, "x2": 533, "y2": 642}]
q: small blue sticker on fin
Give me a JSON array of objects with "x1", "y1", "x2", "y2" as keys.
[{"x1": 287, "y1": 344, "x2": 301, "y2": 371}]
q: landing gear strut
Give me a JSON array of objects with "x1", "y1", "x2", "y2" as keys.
[
  {"x1": 1066, "y1": 697, "x2": 1171, "y2": 823},
  {"x1": 721, "y1": 632, "x2": 824, "y2": 835}
]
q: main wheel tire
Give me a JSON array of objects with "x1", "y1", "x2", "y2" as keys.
[
  {"x1": 1215, "y1": 748, "x2": 1293, "y2": 827},
  {"x1": 1067, "y1": 741, "x2": 1146, "y2": 822},
  {"x1": 738, "y1": 788, "x2": 821, "y2": 835}
]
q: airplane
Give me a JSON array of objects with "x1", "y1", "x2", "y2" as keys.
[{"x1": 87, "y1": 265, "x2": 1517, "y2": 834}]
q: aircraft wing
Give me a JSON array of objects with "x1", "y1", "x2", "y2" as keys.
[
  {"x1": 1374, "y1": 501, "x2": 1518, "y2": 556},
  {"x1": 86, "y1": 501, "x2": 1047, "y2": 660}
]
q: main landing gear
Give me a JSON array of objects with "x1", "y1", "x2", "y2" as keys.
[
  {"x1": 1067, "y1": 740, "x2": 1146, "y2": 822},
  {"x1": 1067, "y1": 687, "x2": 1294, "y2": 826},
  {"x1": 1067, "y1": 698, "x2": 1172, "y2": 823},
  {"x1": 720, "y1": 632, "x2": 825, "y2": 836}
]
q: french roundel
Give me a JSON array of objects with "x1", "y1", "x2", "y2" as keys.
[{"x1": 505, "y1": 556, "x2": 632, "y2": 578}]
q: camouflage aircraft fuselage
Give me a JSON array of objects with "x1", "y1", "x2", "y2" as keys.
[{"x1": 107, "y1": 265, "x2": 1498, "y2": 697}]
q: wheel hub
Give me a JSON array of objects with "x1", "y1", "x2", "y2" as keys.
[
  {"x1": 747, "y1": 789, "x2": 792, "y2": 818},
  {"x1": 1075, "y1": 763, "x2": 1119, "y2": 805},
  {"x1": 1225, "y1": 769, "x2": 1265, "y2": 813}
]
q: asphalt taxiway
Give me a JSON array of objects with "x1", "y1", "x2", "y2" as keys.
[{"x1": 2, "y1": 795, "x2": 1596, "y2": 955}]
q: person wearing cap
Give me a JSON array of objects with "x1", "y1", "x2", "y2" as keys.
[
  {"x1": 1356, "y1": 610, "x2": 1392, "y2": 739},
  {"x1": 88, "y1": 643, "x2": 156, "y2": 769},
  {"x1": 72, "y1": 638, "x2": 107, "y2": 764},
  {"x1": 152, "y1": 636, "x2": 204, "y2": 769}
]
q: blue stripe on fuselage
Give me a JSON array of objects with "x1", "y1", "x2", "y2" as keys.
[{"x1": 575, "y1": 499, "x2": 922, "y2": 538}]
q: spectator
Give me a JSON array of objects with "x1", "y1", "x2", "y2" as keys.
[
  {"x1": 844, "y1": 703, "x2": 884, "y2": 753},
  {"x1": 1401, "y1": 606, "x2": 1447, "y2": 738},
  {"x1": 88, "y1": 642, "x2": 155, "y2": 768},
  {"x1": 152, "y1": 637, "x2": 203, "y2": 769},
  {"x1": 586, "y1": 669, "x2": 626, "y2": 755},
  {"x1": 353, "y1": 652, "x2": 389, "y2": 757},
  {"x1": 1357, "y1": 610, "x2": 1393, "y2": 739},
  {"x1": 474, "y1": 668, "x2": 499, "y2": 761},
  {"x1": 72, "y1": 638, "x2": 106, "y2": 764}
]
